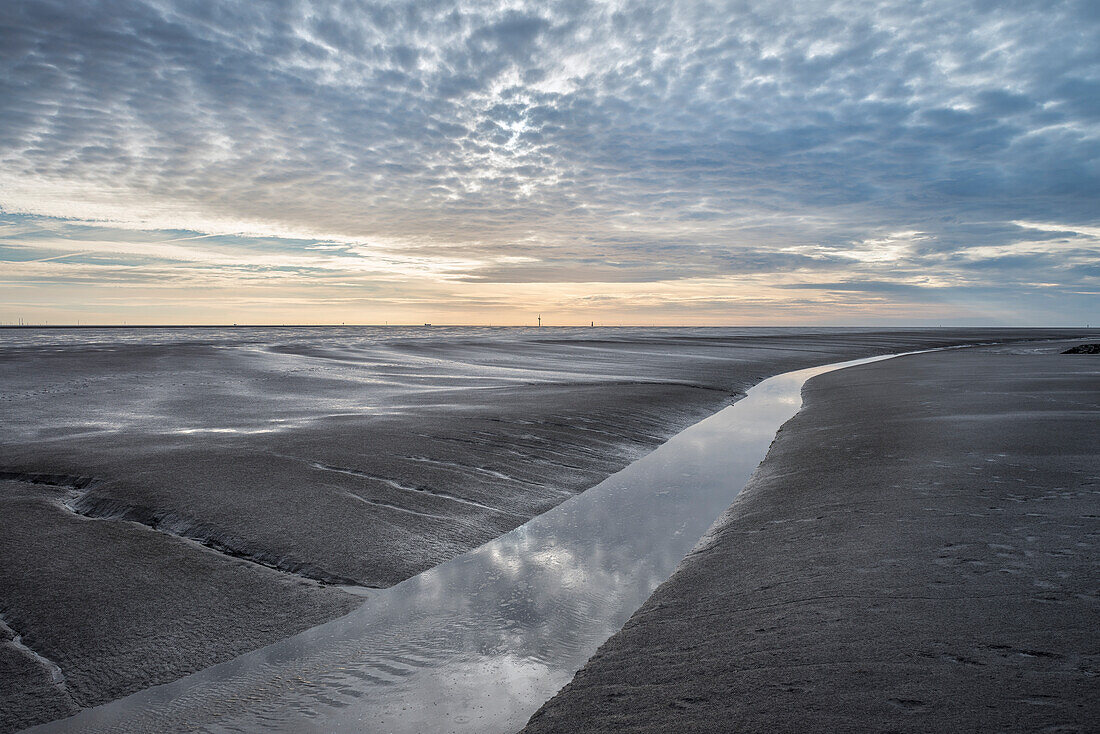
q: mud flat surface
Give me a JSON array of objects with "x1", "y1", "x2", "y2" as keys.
[
  {"x1": 0, "y1": 327, "x2": 1091, "y2": 732},
  {"x1": 522, "y1": 341, "x2": 1099, "y2": 733},
  {"x1": 0, "y1": 476, "x2": 357, "y2": 734}
]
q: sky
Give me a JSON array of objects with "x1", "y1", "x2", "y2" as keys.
[{"x1": 1, "y1": 0, "x2": 1097, "y2": 326}]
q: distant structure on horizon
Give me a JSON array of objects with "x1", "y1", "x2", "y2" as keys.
[{"x1": 537, "y1": 314, "x2": 541, "y2": 327}]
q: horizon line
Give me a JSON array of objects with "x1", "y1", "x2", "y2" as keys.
[{"x1": 1, "y1": 324, "x2": 1096, "y2": 330}]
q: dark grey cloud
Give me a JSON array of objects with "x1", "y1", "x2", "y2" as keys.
[{"x1": 0, "y1": 0, "x2": 1097, "y2": 321}]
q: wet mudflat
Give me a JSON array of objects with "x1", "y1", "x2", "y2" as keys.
[{"x1": 0, "y1": 326, "x2": 1088, "y2": 732}]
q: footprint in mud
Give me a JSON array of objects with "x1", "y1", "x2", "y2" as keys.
[{"x1": 887, "y1": 698, "x2": 927, "y2": 712}]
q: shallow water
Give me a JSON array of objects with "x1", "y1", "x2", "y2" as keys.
[{"x1": 23, "y1": 352, "x2": 905, "y2": 734}]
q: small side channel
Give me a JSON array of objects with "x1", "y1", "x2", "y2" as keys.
[{"x1": 22, "y1": 351, "x2": 922, "y2": 734}]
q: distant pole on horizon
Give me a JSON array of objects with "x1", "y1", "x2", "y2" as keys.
[{"x1": 537, "y1": 314, "x2": 541, "y2": 327}]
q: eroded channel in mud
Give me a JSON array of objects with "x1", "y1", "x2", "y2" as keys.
[{"x1": 23, "y1": 352, "x2": 917, "y2": 734}]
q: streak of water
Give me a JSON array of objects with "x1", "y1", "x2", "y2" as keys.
[{"x1": 22, "y1": 352, "x2": 912, "y2": 734}]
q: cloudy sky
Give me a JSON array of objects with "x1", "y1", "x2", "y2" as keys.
[{"x1": 1, "y1": 0, "x2": 1097, "y2": 325}]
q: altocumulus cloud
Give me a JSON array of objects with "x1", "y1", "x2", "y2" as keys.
[{"x1": 0, "y1": 0, "x2": 1097, "y2": 323}]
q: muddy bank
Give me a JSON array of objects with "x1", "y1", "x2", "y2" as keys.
[
  {"x1": 522, "y1": 342, "x2": 1099, "y2": 733},
  {"x1": 0, "y1": 476, "x2": 358, "y2": 734}
]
